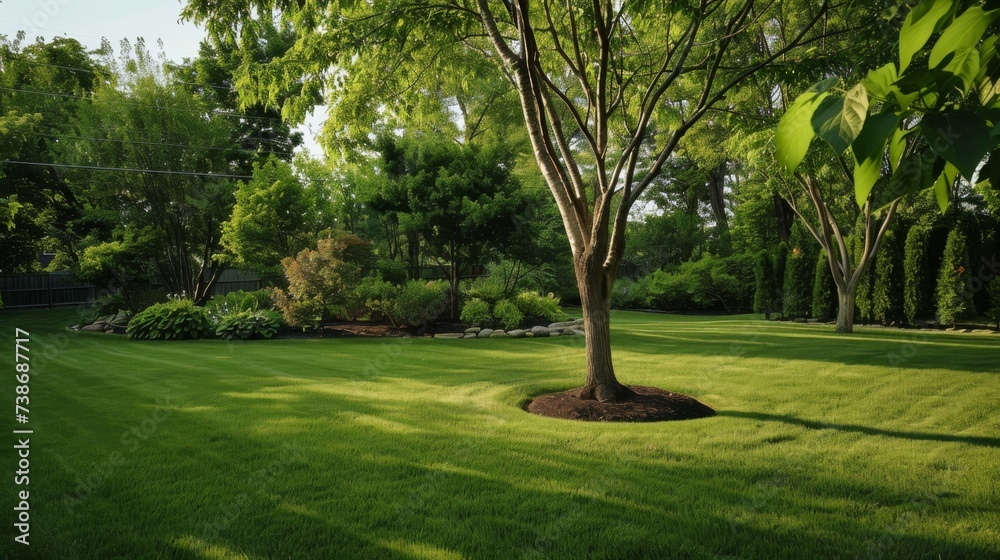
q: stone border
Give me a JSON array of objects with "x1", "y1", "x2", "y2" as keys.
[{"x1": 437, "y1": 318, "x2": 585, "y2": 339}]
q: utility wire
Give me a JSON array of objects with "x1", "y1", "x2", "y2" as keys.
[
  {"x1": 0, "y1": 160, "x2": 252, "y2": 179},
  {"x1": 0, "y1": 86, "x2": 286, "y2": 124},
  {"x1": 30, "y1": 131, "x2": 295, "y2": 157}
]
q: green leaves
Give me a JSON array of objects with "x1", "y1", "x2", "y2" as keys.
[
  {"x1": 775, "y1": 78, "x2": 837, "y2": 172},
  {"x1": 899, "y1": 0, "x2": 954, "y2": 73},
  {"x1": 920, "y1": 110, "x2": 997, "y2": 180},
  {"x1": 852, "y1": 111, "x2": 900, "y2": 205},
  {"x1": 812, "y1": 83, "x2": 869, "y2": 156},
  {"x1": 929, "y1": 7, "x2": 1000, "y2": 68},
  {"x1": 934, "y1": 161, "x2": 959, "y2": 212},
  {"x1": 862, "y1": 63, "x2": 899, "y2": 99}
]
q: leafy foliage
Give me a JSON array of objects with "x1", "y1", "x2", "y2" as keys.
[
  {"x1": 753, "y1": 251, "x2": 780, "y2": 317},
  {"x1": 205, "y1": 290, "x2": 274, "y2": 323},
  {"x1": 215, "y1": 310, "x2": 282, "y2": 341},
  {"x1": 611, "y1": 278, "x2": 650, "y2": 311},
  {"x1": 127, "y1": 299, "x2": 214, "y2": 341},
  {"x1": 512, "y1": 292, "x2": 565, "y2": 324},
  {"x1": 988, "y1": 277, "x2": 1000, "y2": 329},
  {"x1": 936, "y1": 228, "x2": 973, "y2": 327},
  {"x1": 782, "y1": 225, "x2": 816, "y2": 319},
  {"x1": 271, "y1": 233, "x2": 368, "y2": 329},
  {"x1": 459, "y1": 298, "x2": 492, "y2": 328},
  {"x1": 904, "y1": 225, "x2": 935, "y2": 325},
  {"x1": 492, "y1": 300, "x2": 524, "y2": 331},
  {"x1": 872, "y1": 230, "x2": 905, "y2": 325},
  {"x1": 812, "y1": 250, "x2": 837, "y2": 322},
  {"x1": 393, "y1": 280, "x2": 449, "y2": 328}
]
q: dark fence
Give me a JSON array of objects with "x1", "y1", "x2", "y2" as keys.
[
  {"x1": 1, "y1": 269, "x2": 262, "y2": 310},
  {"x1": 0, "y1": 273, "x2": 97, "y2": 310}
]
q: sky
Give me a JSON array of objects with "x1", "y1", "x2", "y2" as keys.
[{"x1": 0, "y1": 0, "x2": 325, "y2": 156}]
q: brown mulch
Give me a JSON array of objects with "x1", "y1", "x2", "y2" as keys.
[
  {"x1": 526, "y1": 385, "x2": 716, "y2": 422},
  {"x1": 281, "y1": 321, "x2": 467, "y2": 338}
]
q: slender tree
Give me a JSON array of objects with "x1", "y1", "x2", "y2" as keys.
[
  {"x1": 904, "y1": 225, "x2": 934, "y2": 325},
  {"x1": 183, "y1": 0, "x2": 848, "y2": 401}
]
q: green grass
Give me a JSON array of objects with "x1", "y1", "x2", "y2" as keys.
[{"x1": 2, "y1": 309, "x2": 999, "y2": 559}]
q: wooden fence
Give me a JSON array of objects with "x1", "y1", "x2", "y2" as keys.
[
  {"x1": 0, "y1": 273, "x2": 97, "y2": 309},
  {"x1": 0, "y1": 269, "x2": 262, "y2": 310}
]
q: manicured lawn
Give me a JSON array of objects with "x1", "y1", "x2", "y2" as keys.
[{"x1": 2, "y1": 309, "x2": 999, "y2": 559}]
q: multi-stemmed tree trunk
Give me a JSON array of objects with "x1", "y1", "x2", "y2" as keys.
[
  {"x1": 786, "y1": 175, "x2": 900, "y2": 333},
  {"x1": 184, "y1": 0, "x2": 837, "y2": 401},
  {"x1": 474, "y1": 1, "x2": 831, "y2": 399}
]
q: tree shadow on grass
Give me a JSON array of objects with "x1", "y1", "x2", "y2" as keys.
[
  {"x1": 719, "y1": 410, "x2": 1000, "y2": 449},
  {"x1": 615, "y1": 326, "x2": 1000, "y2": 373}
]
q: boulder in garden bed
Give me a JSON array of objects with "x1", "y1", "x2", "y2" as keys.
[
  {"x1": 478, "y1": 328, "x2": 495, "y2": 338},
  {"x1": 530, "y1": 326, "x2": 551, "y2": 338}
]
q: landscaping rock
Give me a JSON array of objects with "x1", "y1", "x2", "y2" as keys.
[
  {"x1": 464, "y1": 327, "x2": 481, "y2": 335},
  {"x1": 569, "y1": 328, "x2": 585, "y2": 336},
  {"x1": 530, "y1": 326, "x2": 550, "y2": 337},
  {"x1": 490, "y1": 331, "x2": 509, "y2": 338},
  {"x1": 508, "y1": 329, "x2": 527, "y2": 338},
  {"x1": 464, "y1": 333, "x2": 479, "y2": 339},
  {"x1": 435, "y1": 333, "x2": 465, "y2": 339},
  {"x1": 478, "y1": 328, "x2": 495, "y2": 338},
  {"x1": 81, "y1": 322, "x2": 108, "y2": 332},
  {"x1": 548, "y1": 321, "x2": 578, "y2": 329},
  {"x1": 524, "y1": 331, "x2": 535, "y2": 338}
]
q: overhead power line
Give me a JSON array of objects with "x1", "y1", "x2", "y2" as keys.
[{"x1": 0, "y1": 160, "x2": 252, "y2": 179}]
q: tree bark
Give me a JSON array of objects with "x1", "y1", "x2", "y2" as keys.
[
  {"x1": 835, "y1": 287, "x2": 856, "y2": 333},
  {"x1": 574, "y1": 258, "x2": 630, "y2": 402}
]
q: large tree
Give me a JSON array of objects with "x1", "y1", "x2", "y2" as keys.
[
  {"x1": 59, "y1": 43, "x2": 237, "y2": 303},
  {"x1": 184, "y1": 0, "x2": 845, "y2": 401}
]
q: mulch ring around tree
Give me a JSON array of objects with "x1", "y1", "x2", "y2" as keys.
[{"x1": 525, "y1": 385, "x2": 716, "y2": 422}]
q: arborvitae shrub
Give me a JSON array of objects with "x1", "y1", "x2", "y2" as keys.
[
  {"x1": 851, "y1": 223, "x2": 877, "y2": 324},
  {"x1": 872, "y1": 229, "x2": 905, "y2": 325},
  {"x1": 936, "y1": 229, "x2": 973, "y2": 328},
  {"x1": 782, "y1": 224, "x2": 814, "y2": 318},
  {"x1": 753, "y1": 250, "x2": 778, "y2": 317},
  {"x1": 988, "y1": 277, "x2": 1000, "y2": 329},
  {"x1": 904, "y1": 225, "x2": 934, "y2": 325},
  {"x1": 812, "y1": 250, "x2": 837, "y2": 321}
]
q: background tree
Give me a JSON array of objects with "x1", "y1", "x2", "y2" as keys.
[
  {"x1": 775, "y1": 0, "x2": 1000, "y2": 332},
  {"x1": 782, "y1": 223, "x2": 815, "y2": 319},
  {"x1": 221, "y1": 156, "x2": 332, "y2": 283},
  {"x1": 872, "y1": 229, "x2": 905, "y2": 325},
  {"x1": 370, "y1": 134, "x2": 538, "y2": 318},
  {"x1": 812, "y1": 250, "x2": 837, "y2": 321},
  {"x1": 753, "y1": 250, "x2": 779, "y2": 320},
  {"x1": 183, "y1": 0, "x2": 842, "y2": 402},
  {"x1": 0, "y1": 35, "x2": 104, "y2": 271},
  {"x1": 936, "y1": 228, "x2": 973, "y2": 328},
  {"x1": 58, "y1": 42, "x2": 236, "y2": 303},
  {"x1": 904, "y1": 224, "x2": 935, "y2": 325}
]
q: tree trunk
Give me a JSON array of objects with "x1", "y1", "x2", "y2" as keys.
[
  {"x1": 574, "y1": 261, "x2": 631, "y2": 402},
  {"x1": 836, "y1": 287, "x2": 856, "y2": 333}
]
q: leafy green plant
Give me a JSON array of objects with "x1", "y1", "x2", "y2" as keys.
[
  {"x1": 936, "y1": 228, "x2": 973, "y2": 328},
  {"x1": 462, "y1": 276, "x2": 505, "y2": 305},
  {"x1": 753, "y1": 250, "x2": 779, "y2": 318},
  {"x1": 611, "y1": 277, "x2": 648, "y2": 310},
  {"x1": 353, "y1": 276, "x2": 398, "y2": 324},
  {"x1": 872, "y1": 229, "x2": 905, "y2": 325},
  {"x1": 460, "y1": 298, "x2": 492, "y2": 327},
  {"x1": 215, "y1": 309, "x2": 283, "y2": 340},
  {"x1": 812, "y1": 250, "x2": 836, "y2": 322},
  {"x1": 394, "y1": 280, "x2": 449, "y2": 327},
  {"x1": 205, "y1": 290, "x2": 273, "y2": 323},
  {"x1": 904, "y1": 225, "x2": 934, "y2": 325},
  {"x1": 513, "y1": 291, "x2": 565, "y2": 323},
  {"x1": 492, "y1": 299, "x2": 524, "y2": 331},
  {"x1": 988, "y1": 277, "x2": 1000, "y2": 329},
  {"x1": 127, "y1": 299, "x2": 214, "y2": 340}
]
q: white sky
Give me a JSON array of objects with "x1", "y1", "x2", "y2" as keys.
[{"x1": 0, "y1": 0, "x2": 325, "y2": 156}]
